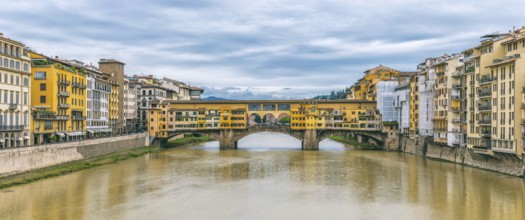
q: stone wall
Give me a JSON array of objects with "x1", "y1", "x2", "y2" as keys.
[
  {"x1": 0, "y1": 133, "x2": 149, "y2": 178},
  {"x1": 401, "y1": 136, "x2": 525, "y2": 177}
]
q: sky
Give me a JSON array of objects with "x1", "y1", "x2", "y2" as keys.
[{"x1": 1, "y1": 0, "x2": 524, "y2": 99}]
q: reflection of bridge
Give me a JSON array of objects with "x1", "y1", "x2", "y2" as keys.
[{"x1": 149, "y1": 100, "x2": 393, "y2": 150}]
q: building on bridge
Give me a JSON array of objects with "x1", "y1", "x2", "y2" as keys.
[{"x1": 148, "y1": 100, "x2": 383, "y2": 150}]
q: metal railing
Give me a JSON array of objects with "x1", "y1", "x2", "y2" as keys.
[
  {"x1": 0, "y1": 125, "x2": 25, "y2": 131},
  {"x1": 58, "y1": 79, "x2": 71, "y2": 86},
  {"x1": 479, "y1": 91, "x2": 492, "y2": 98},
  {"x1": 58, "y1": 103, "x2": 70, "y2": 109},
  {"x1": 8, "y1": 103, "x2": 17, "y2": 110},
  {"x1": 479, "y1": 77, "x2": 495, "y2": 84},
  {"x1": 71, "y1": 115, "x2": 86, "y2": 120},
  {"x1": 478, "y1": 105, "x2": 491, "y2": 111},
  {"x1": 58, "y1": 91, "x2": 70, "y2": 97}
]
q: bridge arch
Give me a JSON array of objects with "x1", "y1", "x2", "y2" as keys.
[
  {"x1": 248, "y1": 113, "x2": 262, "y2": 126},
  {"x1": 276, "y1": 113, "x2": 290, "y2": 125},
  {"x1": 262, "y1": 113, "x2": 277, "y2": 125}
]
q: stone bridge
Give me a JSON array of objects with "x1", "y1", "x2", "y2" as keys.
[{"x1": 160, "y1": 127, "x2": 388, "y2": 150}]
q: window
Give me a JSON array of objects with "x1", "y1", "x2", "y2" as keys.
[
  {"x1": 35, "y1": 72, "x2": 46, "y2": 79},
  {"x1": 23, "y1": 63, "x2": 28, "y2": 72},
  {"x1": 23, "y1": 77, "x2": 28, "y2": 87},
  {"x1": 40, "y1": 96, "x2": 46, "y2": 103},
  {"x1": 40, "y1": 83, "x2": 46, "y2": 91}
]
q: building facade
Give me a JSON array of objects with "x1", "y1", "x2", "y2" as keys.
[
  {"x1": 99, "y1": 59, "x2": 125, "y2": 134},
  {"x1": 30, "y1": 52, "x2": 87, "y2": 144},
  {"x1": 85, "y1": 64, "x2": 112, "y2": 137},
  {"x1": 0, "y1": 34, "x2": 32, "y2": 148}
]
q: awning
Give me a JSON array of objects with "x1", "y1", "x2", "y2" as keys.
[
  {"x1": 24, "y1": 136, "x2": 30, "y2": 140},
  {"x1": 66, "y1": 133, "x2": 73, "y2": 136},
  {"x1": 87, "y1": 130, "x2": 94, "y2": 133},
  {"x1": 82, "y1": 132, "x2": 86, "y2": 136},
  {"x1": 0, "y1": 139, "x2": 4, "y2": 143},
  {"x1": 18, "y1": 138, "x2": 23, "y2": 141},
  {"x1": 56, "y1": 133, "x2": 65, "y2": 137}
]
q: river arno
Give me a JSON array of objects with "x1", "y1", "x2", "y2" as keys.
[{"x1": 0, "y1": 133, "x2": 524, "y2": 220}]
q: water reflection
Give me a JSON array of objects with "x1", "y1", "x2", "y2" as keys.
[{"x1": 0, "y1": 133, "x2": 524, "y2": 220}]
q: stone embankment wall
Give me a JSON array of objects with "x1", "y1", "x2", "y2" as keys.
[
  {"x1": 0, "y1": 133, "x2": 150, "y2": 177},
  {"x1": 399, "y1": 136, "x2": 525, "y2": 177}
]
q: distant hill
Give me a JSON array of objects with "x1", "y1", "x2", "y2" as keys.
[{"x1": 202, "y1": 96, "x2": 229, "y2": 100}]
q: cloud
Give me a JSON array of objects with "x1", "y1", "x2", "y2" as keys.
[{"x1": 1, "y1": 0, "x2": 524, "y2": 99}]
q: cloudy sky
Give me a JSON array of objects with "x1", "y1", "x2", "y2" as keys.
[{"x1": 2, "y1": 0, "x2": 523, "y2": 99}]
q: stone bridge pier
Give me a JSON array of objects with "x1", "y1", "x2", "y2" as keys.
[{"x1": 217, "y1": 128, "x2": 320, "y2": 150}]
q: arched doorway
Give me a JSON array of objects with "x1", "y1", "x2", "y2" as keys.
[
  {"x1": 248, "y1": 113, "x2": 262, "y2": 126},
  {"x1": 262, "y1": 113, "x2": 277, "y2": 126}
]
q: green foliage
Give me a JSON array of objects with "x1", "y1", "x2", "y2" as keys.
[
  {"x1": 278, "y1": 116, "x2": 290, "y2": 124},
  {"x1": 164, "y1": 136, "x2": 215, "y2": 148},
  {"x1": 312, "y1": 89, "x2": 348, "y2": 100}
]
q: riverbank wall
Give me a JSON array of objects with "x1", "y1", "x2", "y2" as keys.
[
  {"x1": 399, "y1": 136, "x2": 525, "y2": 177},
  {"x1": 0, "y1": 133, "x2": 150, "y2": 178}
]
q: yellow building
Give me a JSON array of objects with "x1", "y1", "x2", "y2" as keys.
[
  {"x1": 148, "y1": 100, "x2": 380, "y2": 138},
  {"x1": 409, "y1": 74, "x2": 418, "y2": 138},
  {"x1": 348, "y1": 65, "x2": 399, "y2": 101},
  {"x1": 29, "y1": 52, "x2": 87, "y2": 144},
  {"x1": 109, "y1": 81, "x2": 119, "y2": 134}
]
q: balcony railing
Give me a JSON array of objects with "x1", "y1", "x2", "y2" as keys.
[
  {"x1": 451, "y1": 95, "x2": 460, "y2": 100},
  {"x1": 8, "y1": 103, "x2": 17, "y2": 110},
  {"x1": 0, "y1": 125, "x2": 25, "y2": 131},
  {"x1": 478, "y1": 105, "x2": 491, "y2": 111},
  {"x1": 33, "y1": 114, "x2": 70, "y2": 120},
  {"x1": 71, "y1": 115, "x2": 86, "y2": 120},
  {"x1": 479, "y1": 91, "x2": 492, "y2": 98},
  {"x1": 466, "y1": 67, "x2": 475, "y2": 73},
  {"x1": 72, "y1": 82, "x2": 86, "y2": 89},
  {"x1": 481, "y1": 131, "x2": 491, "y2": 137},
  {"x1": 451, "y1": 107, "x2": 460, "y2": 112},
  {"x1": 58, "y1": 103, "x2": 70, "y2": 109},
  {"x1": 58, "y1": 91, "x2": 70, "y2": 97},
  {"x1": 58, "y1": 79, "x2": 71, "y2": 86},
  {"x1": 452, "y1": 84, "x2": 462, "y2": 89},
  {"x1": 479, "y1": 77, "x2": 495, "y2": 84},
  {"x1": 478, "y1": 120, "x2": 491, "y2": 125}
]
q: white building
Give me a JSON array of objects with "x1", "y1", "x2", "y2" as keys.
[
  {"x1": 417, "y1": 58, "x2": 436, "y2": 137},
  {"x1": 394, "y1": 80, "x2": 411, "y2": 134},
  {"x1": 376, "y1": 81, "x2": 398, "y2": 122},
  {"x1": 0, "y1": 34, "x2": 32, "y2": 147},
  {"x1": 85, "y1": 65, "x2": 112, "y2": 137},
  {"x1": 123, "y1": 77, "x2": 138, "y2": 133}
]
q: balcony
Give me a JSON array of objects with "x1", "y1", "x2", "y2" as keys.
[
  {"x1": 451, "y1": 107, "x2": 460, "y2": 112},
  {"x1": 481, "y1": 131, "x2": 491, "y2": 138},
  {"x1": 8, "y1": 103, "x2": 17, "y2": 110},
  {"x1": 465, "y1": 66, "x2": 475, "y2": 73},
  {"x1": 451, "y1": 95, "x2": 460, "y2": 100},
  {"x1": 58, "y1": 103, "x2": 70, "y2": 109},
  {"x1": 58, "y1": 79, "x2": 71, "y2": 86},
  {"x1": 478, "y1": 119, "x2": 491, "y2": 125},
  {"x1": 0, "y1": 125, "x2": 25, "y2": 131},
  {"x1": 478, "y1": 105, "x2": 491, "y2": 111},
  {"x1": 452, "y1": 118, "x2": 461, "y2": 123},
  {"x1": 33, "y1": 114, "x2": 70, "y2": 121},
  {"x1": 71, "y1": 115, "x2": 86, "y2": 120},
  {"x1": 58, "y1": 91, "x2": 70, "y2": 97},
  {"x1": 452, "y1": 84, "x2": 462, "y2": 89},
  {"x1": 73, "y1": 82, "x2": 86, "y2": 89},
  {"x1": 479, "y1": 76, "x2": 495, "y2": 85},
  {"x1": 478, "y1": 91, "x2": 492, "y2": 98}
]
